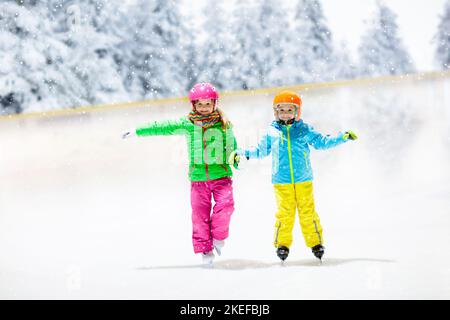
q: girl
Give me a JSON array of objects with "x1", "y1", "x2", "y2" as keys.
[
  {"x1": 123, "y1": 83, "x2": 238, "y2": 266},
  {"x1": 229, "y1": 91, "x2": 357, "y2": 262}
]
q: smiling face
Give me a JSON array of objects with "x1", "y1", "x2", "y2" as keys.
[
  {"x1": 276, "y1": 104, "x2": 297, "y2": 122},
  {"x1": 193, "y1": 99, "x2": 215, "y2": 115}
]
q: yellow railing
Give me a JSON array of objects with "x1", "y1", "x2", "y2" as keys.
[{"x1": 1, "y1": 69, "x2": 449, "y2": 121}]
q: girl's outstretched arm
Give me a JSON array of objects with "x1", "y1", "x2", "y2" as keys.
[
  {"x1": 225, "y1": 125, "x2": 238, "y2": 161},
  {"x1": 135, "y1": 118, "x2": 189, "y2": 137}
]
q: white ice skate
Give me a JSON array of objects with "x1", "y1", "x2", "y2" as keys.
[
  {"x1": 213, "y1": 239, "x2": 225, "y2": 256},
  {"x1": 201, "y1": 251, "x2": 215, "y2": 267}
]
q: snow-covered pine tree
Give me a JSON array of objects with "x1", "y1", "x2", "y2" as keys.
[
  {"x1": 229, "y1": 1, "x2": 262, "y2": 90},
  {"x1": 358, "y1": 1, "x2": 415, "y2": 77},
  {"x1": 434, "y1": 0, "x2": 450, "y2": 69},
  {"x1": 0, "y1": 1, "x2": 80, "y2": 114},
  {"x1": 175, "y1": 4, "x2": 202, "y2": 93},
  {"x1": 46, "y1": 0, "x2": 127, "y2": 105},
  {"x1": 333, "y1": 41, "x2": 358, "y2": 80},
  {"x1": 12, "y1": 0, "x2": 38, "y2": 6},
  {"x1": 255, "y1": 0, "x2": 290, "y2": 88},
  {"x1": 0, "y1": 0, "x2": 130, "y2": 114},
  {"x1": 231, "y1": 0, "x2": 261, "y2": 89},
  {"x1": 230, "y1": 0, "x2": 291, "y2": 89},
  {"x1": 180, "y1": 36, "x2": 201, "y2": 93},
  {"x1": 122, "y1": 0, "x2": 186, "y2": 99},
  {"x1": 196, "y1": 2, "x2": 237, "y2": 91},
  {"x1": 289, "y1": 0, "x2": 335, "y2": 84}
]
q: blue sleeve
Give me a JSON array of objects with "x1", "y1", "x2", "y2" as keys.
[
  {"x1": 238, "y1": 133, "x2": 272, "y2": 159},
  {"x1": 306, "y1": 125, "x2": 347, "y2": 150}
]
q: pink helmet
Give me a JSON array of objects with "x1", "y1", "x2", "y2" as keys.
[{"x1": 188, "y1": 82, "x2": 219, "y2": 102}]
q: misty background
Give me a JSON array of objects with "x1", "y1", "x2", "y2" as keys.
[{"x1": 1, "y1": 0, "x2": 449, "y2": 115}]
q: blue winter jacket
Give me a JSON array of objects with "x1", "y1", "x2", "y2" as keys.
[{"x1": 239, "y1": 120, "x2": 348, "y2": 184}]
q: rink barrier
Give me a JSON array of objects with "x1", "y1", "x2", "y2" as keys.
[{"x1": 1, "y1": 69, "x2": 450, "y2": 121}]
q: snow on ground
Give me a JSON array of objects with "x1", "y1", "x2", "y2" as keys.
[{"x1": 0, "y1": 76, "x2": 449, "y2": 299}]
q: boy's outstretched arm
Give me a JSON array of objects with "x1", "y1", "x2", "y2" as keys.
[
  {"x1": 228, "y1": 132, "x2": 272, "y2": 168},
  {"x1": 342, "y1": 131, "x2": 358, "y2": 140},
  {"x1": 240, "y1": 132, "x2": 272, "y2": 159},
  {"x1": 307, "y1": 125, "x2": 357, "y2": 150},
  {"x1": 122, "y1": 118, "x2": 188, "y2": 139}
]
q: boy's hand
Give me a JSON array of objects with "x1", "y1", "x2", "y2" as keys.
[
  {"x1": 122, "y1": 130, "x2": 136, "y2": 139},
  {"x1": 343, "y1": 131, "x2": 358, "y2": 141},
  {"x1": 228, "y1": 151, "x2": 240, "y2": 169}
]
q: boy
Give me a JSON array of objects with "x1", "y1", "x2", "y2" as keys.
[{"x1": 230, "y1": 91, "x2": 357, "y2": 261}]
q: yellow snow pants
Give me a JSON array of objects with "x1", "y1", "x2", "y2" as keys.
[{"x1": 273, "y1": 181, "x2": 323, "y2": 249}]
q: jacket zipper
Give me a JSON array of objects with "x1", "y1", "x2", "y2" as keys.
[
  {"x1": 203, "y1": 127, "x2": 210, "y2": 181},
  {"x1": 286, "y1": 126, "x2": 295, "y2": 184}
]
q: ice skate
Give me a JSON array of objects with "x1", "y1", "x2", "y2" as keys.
[
  {"x1": 312, "y1": 244, "x2": 324, "y2": 262},
  {"x1": 201, "y1": 251, "x2": 215, "y2": 267},
  {"x1": 213, "y1": 239, "x2": 225, "y2": 256},
  {"x1": 276, "y1": 246, "x2": 289, "y2": 262}
]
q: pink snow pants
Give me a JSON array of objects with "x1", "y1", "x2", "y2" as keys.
[{"x1": 191, "y1": 177, "x2": 234, "y2": 253}]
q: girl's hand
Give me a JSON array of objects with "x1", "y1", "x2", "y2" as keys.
[
  {"x1": 343, "y1": 131, "x2": 358, "y2": 141},
  {"x1": 228, "y1": 151, "x2": 240, "y2": 169},
  {"x1": 122, "y1": 130, "x2": 136, "y2": 139}
]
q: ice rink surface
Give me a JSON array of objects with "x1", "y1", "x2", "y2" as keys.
[{"x1": 1, "y1": 76, "x2": 450, "y2": 299}]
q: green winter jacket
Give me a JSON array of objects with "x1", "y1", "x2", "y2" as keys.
[{"x1": 135, "y1": 117, "x2": 237, "y2": 182}]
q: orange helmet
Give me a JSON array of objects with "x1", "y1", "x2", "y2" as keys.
[{"x1": 273, "y1": 91, "x2": 302, "y2": 121}]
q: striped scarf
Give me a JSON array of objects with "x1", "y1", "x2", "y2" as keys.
[{"x1": 187, "y1": 111, "x2": 221, "y2": 128}]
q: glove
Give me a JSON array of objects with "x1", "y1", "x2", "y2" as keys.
[
  {"x1": 122, "y1": 130, "x2": 136, "y2": 139},
  {"x1": 228, "y1": 150, "x2": 240, "y2": 169},
  {"x1": 343, "y1": 130, "x2": 358, "y2": 141}
]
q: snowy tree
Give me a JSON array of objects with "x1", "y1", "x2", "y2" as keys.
[
  {"x1": 230, "y1": 0, "x2": 290, "y2": 90},
  {"x1": 45, "y1": 0, "x2": 127, "y2": 104},
  {"x1": 195, "y1": 2, "x2": 237, "y2": 91},
  {"x1": 333, "y1": 41, "x2": 358, "y2": 80},
  {"x1": 358, "y1": 1, "x2": 415, "y2": 77},
  {"x1": 0, "y1": 1, "x2": 81, "y2": 114},
  {"x1": 289, "y1": 0, "x2": 335, "y2": 84},
  {"x1": 258, "y1": 0, "x2": 292, "y2": 87},
  {"x1": 173, "y1": 7, "x2": 201, "y2": 93},
  {"x1": 11, "y1": 0, "x2": 38, "y2": 6},
  {"x1": 181, "y1": 40, "x2": 202, "y2": 92},
  {"x1": 230, "y1": 1, "x2": 263, "y2": 90},
  {"x1": 121, "y1": 0, "x2": 187, "y2": 99},
  {"x1": 434, "y1": 0, "x2": 450, "y2": 69},
  {"x1": 0, "y1": 0, "x2": 128, "y2": 114}
]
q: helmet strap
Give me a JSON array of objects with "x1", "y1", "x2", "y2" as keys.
[
  {"x1": 274, "y1": 104, "x2": 297, "y2": 125},
  {"x1": 278, "y1": 118, "x2": 295, "y2": 126}
]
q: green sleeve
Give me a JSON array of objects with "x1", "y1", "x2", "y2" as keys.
[
  {"x1": 225, "y1": 124, "x2": 238, "y2": 161},
  {"x1": 135, "y1": 117, "x2": 189, "y2": 136}
]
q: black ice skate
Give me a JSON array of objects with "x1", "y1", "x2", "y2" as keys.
[
  {"x1": 312, "y1": 244, "x2": 325, "y2": 261},
  {"x1": 276, "y1": 246, "x2": 289, "y2": 261}
]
